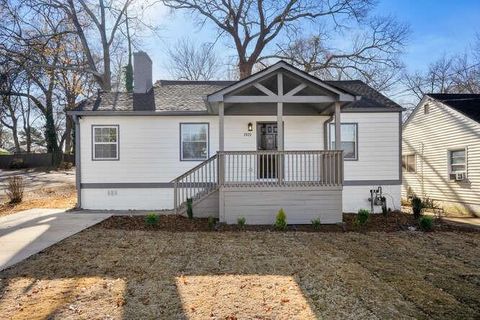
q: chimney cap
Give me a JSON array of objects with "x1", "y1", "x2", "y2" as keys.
[{"x1": 133, "y1": 51, "x2": 152, "y2": 63}]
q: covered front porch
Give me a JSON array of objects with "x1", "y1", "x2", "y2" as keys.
[{"x1": 173, "y1": 62, "x2": 356, "y2": 224}]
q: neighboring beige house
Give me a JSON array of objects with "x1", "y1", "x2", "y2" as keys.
[
  {"x1": 69, "y1": 52, "x2": 403, "y2": 224},
  {"x1": 402, "y1": 94, "x2": 480, "y2": 216}
]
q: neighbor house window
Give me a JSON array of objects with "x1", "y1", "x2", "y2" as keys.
[
  {"x1": 329, "y1": 123, "x2": 358, "y2": 160},
  {"x1": 180, "y1": 123, "x2": 209, "y2": 161},
  {"x1": 449, "y1": 149, "x2": 466, "y2": 174},
  {"x1": 402, "y1": 154, "x2": 416, "y2": 173},
  {"x1": 92, "y1": 125, "x2": 119, "y2": 160}
]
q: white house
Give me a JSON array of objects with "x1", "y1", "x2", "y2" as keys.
[
  {"x1": 69, "y1": 52, "x2": 403, "y2": 224},
  {"x1": 402, "y1": 94, "x2": 480, "y2": 216}
]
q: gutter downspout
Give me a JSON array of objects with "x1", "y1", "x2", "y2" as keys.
[
  {"x1": 73, "y1": 115, "x2": 81, "y2": 208},
  {"x1": 323, "y1": 114, "x2": 334, "y2": 150}
]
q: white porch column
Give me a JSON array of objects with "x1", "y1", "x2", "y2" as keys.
[
  {"x1": 277, "y1": 73, "x2": 284, "y2": 183},
  {"x1": 218, "y1": 102, "x2": 225, "y2": 185},
  {"x1": 219, "y1": 102, "x2": 224, "y2": 152},
  {"x1": 334, "y1": 101, "x2": 341, "y2": 150},
  {"x1": 277, "y1": 73, "x2": 284, "y2": 151}
]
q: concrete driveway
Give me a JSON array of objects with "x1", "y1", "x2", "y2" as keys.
[
  {"x1": 0, "y1": 208, "x2": 111, "y2": 271},
  {"x1": 0, "y1": 168, "x2": 75, "y2": 202}
]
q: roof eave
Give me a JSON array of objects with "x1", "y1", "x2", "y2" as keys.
[
  {"x1": 67, "y1": 110, "x2": 212, "y2": 116},
  {"x1": 207, "y1": 60, "x2": 356, "y2": 103}
]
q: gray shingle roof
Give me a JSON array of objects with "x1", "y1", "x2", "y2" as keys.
[
  {"x1": 75, "y1": 79, "x2": 400, "y2": 113},
  {"x1": 427, "y1": 93, "x2": 480, "y2": 123},
  {"x1": 325, "y1": 80, "x2": 401, "y2": 109}
]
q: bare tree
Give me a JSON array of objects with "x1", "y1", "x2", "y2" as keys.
[
  {"x1": 162, "y1": 0, "x2": 375, "y2": 79},
  {"x1": 264, "y1": 16, "x2": 409, "y2": 92},
  {"x1": 0, "y1": 0, "x2": 154, "y2": 92},
  {"x1": 167, "y1": 38, "x2": 221, "y2": 80},
  {"x1": 402, "y1": 54, "x2": 480, "y2": 102},
  {"x1": 37, "y1": 0, "x2": 132, "y2": 91}
]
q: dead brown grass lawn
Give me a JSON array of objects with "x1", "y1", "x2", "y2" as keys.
[
  {"x1": 0, "y1": 186, "x2": 76, "y2": 217},
  {"x1": 0, "y1": 228, "x2": 479, "y2": 319}
]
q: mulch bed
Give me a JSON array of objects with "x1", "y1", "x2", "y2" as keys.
[{"x1": 97, "y1": 212, "x2": 479, "y2": 233}]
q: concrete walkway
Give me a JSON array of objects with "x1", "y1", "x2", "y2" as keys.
[{"x1": 0, "y1": 208, "x2": 111, "y2": 271}]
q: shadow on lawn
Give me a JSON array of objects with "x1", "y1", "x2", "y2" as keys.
[
  {"x1": 0, "y1": 225, "x2": 479, "y2": 319},
  {"x1": 0, "y1": 229, "x2": 327, "y2": 319}
]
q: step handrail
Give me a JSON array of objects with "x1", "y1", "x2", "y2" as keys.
[
  {"x1": 173, "y1": 154, "x2": 219, "y2": 213},
  {"x1": 171, "y1": 154, "x2": 218, "y2": 183}
]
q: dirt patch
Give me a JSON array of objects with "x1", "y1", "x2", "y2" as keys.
[
  {"x1": 99, "y1": 212, "x2": 478, "y2": 233},
  {"x1": 0, "y1": 228, "x2": 479, "y2": 319},
  {"x1": 0, "y1": 186, "x2": 76, "y2": 217}
]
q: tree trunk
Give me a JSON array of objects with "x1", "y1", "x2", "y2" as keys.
[
  {"x1": 64, "y1": 116, "x2": 73, "y2": 154},
  {"x1": 11, "y1": 119, "x2": 21, "y2": 153},
  {"x1": 25, "y1": 127, "x2": 31, "y2": 153},
  {"x1": 44, "y1": 102, "x2": 62, "y2": 167},
  {"x1": 238, "y1": 61, "x2": 254, "y2": 79}
]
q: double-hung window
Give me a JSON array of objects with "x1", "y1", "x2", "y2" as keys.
[
  {"x1": 92, "y1": 125, "x2": 119, "y2": 160},
  {"x1": 329, "y1": 123, "x2": 358, "y2": 160},
  {"x1": 402, "y1": 154, "x2": 416, "y2": 173},
  {"x1": 449, "y1": 149, "x2": 466, "y2": 175},
  {"x1": 180, "y1": 123, "x2": 209, "y2": 161}
]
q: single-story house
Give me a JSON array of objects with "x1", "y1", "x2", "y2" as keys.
[
  {"x1": 402, "y1": 93, "x2": 480, "y2": 216},
  {"x1": 69, "y1": 52, "x2": 403, "y2": 224}
]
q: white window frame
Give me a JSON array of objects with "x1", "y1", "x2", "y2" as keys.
[
  {"x1": 92, "y1": 125, "x2": 119, "y2": 161},
  {"x1": 180, "y1": 123, "x2": 210, "y2": 161},
  {"x1": 447, "y1": 147, "x2": 467, "y2": 179},
  {"x1": 402, "y1": 154, "x2": 416, "y2": 173},
  {"x1": 329, "y1": 123, "x2": 358, "y2": 161}
]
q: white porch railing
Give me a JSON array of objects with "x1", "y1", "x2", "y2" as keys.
[
  {"x1": 218, "y1": 150, "x2": 343, "y2": 187},
  {"x1": 173, "y1": 150, "x2": 343, "y2": 212}
]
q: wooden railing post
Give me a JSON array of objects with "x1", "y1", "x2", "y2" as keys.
[
  {"x1": 218, "y1": 152, "x2": 225, "y2": 186},
  {"x1": 173, "y1": 180, "x2": 178, "y2": 214}
]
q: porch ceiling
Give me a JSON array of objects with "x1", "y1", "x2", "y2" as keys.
[{"x1": 223, "y1": 102, "x2": 339, "y2": 116}]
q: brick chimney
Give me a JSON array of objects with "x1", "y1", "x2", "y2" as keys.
[{"x1": 133, "y1": 51, "x2": 153, "y2": 93}]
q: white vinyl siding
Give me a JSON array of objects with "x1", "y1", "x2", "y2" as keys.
[
  {"x1": 341, "y1": 113, "x2": 400, "y2": 181},
  {"x1": 79, "y1": 113, "x2": 401, "y2": 211},
  {"x1": 80, "y1": 116, "x2": 219, "y2": 185},
  {"x1": 403, "y1": 99, "x2": 480, "y2": 212}
]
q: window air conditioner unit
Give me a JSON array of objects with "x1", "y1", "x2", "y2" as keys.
[{"x1": 455, "y1": 172, "x2": 466, "y2": 181}]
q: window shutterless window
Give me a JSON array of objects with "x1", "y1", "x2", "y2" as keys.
[
  {"x1": 180, "y1": 123, "x2": 209, "y2": 161},
  {"x1": 329, "y1": 123, "x2": 358, "y2": 160},
  {"x1": 92, "y1": 125, "x2": 119, "y2": 160},
  {"x1": 449, "y1": 149, "x2": 466, "y2": 173},
  {"x1": 402, "y1": 154, "x2": 416, "y2": 173}
]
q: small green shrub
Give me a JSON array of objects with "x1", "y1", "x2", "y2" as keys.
[
  {"x1": 208, "y1": 216, "x2": 216, "y2": 230},
  {"x1": 311, "y1": 218, "x2": 321, "y2": 230},
  {"x1": 274, "y1": 208, "x2": 287, "y2": 230},
  {"x1": 186, "y1": 198, "x2": 193, "y2": 219},
  {"x1": 356, "y1": 209, "x2": 370, "y2": 226},
  {"x1": 411, "y1": 196, "x2": 423, "y2": 219},
  {"x1": 419, "y1": 216, "x2": 434, "y2": 231},
  {"x1": 237, "y1": 216, "x2": 246, "y2": 227},
  {"x1": 6, "y1": 176, "x2": 25, "y2": 204},
  {"x1": 145, "y1": 213, "x2": 159, "y2": 226}
]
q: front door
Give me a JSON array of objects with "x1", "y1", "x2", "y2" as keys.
[{"x1": 257, "y1": 122, "x2": 277, "y2": 179}]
